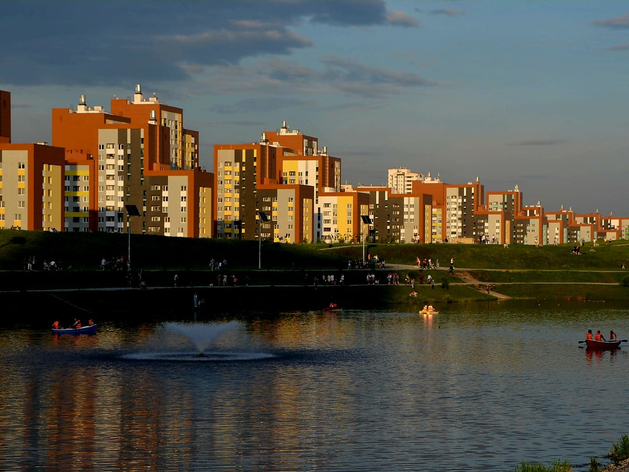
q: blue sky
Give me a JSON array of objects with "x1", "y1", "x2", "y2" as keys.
[{"x1": 2, "y1": 1, "x2": 629, "y2": 214}]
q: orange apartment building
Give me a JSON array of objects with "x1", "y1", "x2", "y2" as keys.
[
  {"x1": 257, "y1": 183, "x2": 315, "y2": 243},
  {"x1": 0, "y1": 90, "x2": 65, "y2": 231},
  {"x1": 213, "y1": 140, "x2": 280, "y2": 240},
  {"x1": 0, "y1": 143, "x2": 66, "y2": 231},
  {"x1": 317, "y1": 190, "x2": 369, "y2": 243},
  {"x1": 349, "y1": 185, "x2": 431, "y2": 244},
  {"x1": 110, "y1": 84, "x2": 199, "y2": 171},
  {"x1": 411, "y1": 180, "x2": 446, "y2": 243},
  {"x1": 53, "y1": 87, "x2": 213, "y2": 236},
  {"x1": 214, "y1": 123, "x2": 342, "y2": 243}
]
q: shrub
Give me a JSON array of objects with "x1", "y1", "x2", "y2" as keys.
[
  {"x1": 588, "y1": 456, "x2": 601, "y2": 472},
  {"x1": 621, "y1": 276, "x2": 629, "y2": 287},
  {"x1": 609, "y1": 434, "x2": 629, "y2": 464},
  {"x1": 514, "y1": 460, "x2": 572, "y2": 472},
  {"x1": 441, "y1": 278, "x2": 450, "y2": 289}
]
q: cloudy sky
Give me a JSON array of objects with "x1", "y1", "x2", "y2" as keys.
[{"x1": 2, "y1": 1, "x2": 629, "y2": 214}]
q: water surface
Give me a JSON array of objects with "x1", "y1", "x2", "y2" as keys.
[{"x1": 1, "y1": 300, "x2": 627, "y2": 471}]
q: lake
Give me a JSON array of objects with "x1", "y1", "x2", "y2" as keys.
[{"x1": 1, "y1": 300, "x2": 628, "y2": 471}]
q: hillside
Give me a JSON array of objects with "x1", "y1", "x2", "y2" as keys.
[{"x1": 1, "y1": 230, "x2": 628, "y2": 273}]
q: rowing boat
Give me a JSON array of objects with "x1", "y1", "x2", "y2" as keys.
[
  {"x1": 584, "y1": 339, "x2": 622, "y2": 350},
  {"x1": 52, "y1": 325, "x2": 97, "y2": 335},
  {"x1": 420, "y1": 310, "x2": 439, "y2": 315}
]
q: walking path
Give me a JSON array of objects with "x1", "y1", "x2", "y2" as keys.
[{"x1": 386, "y1": 264, "x2": 624, "y2": 301}]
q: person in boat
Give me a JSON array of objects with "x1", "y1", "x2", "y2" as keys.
[
  {"x1": 594, "y1": 330, "x2": 606, "y2": 342},
  {"x1": 586, "y1": 329, "x2": 593, "y2": 340},
  {"x1": 329, "y1": 302, "x2": 337, "y2": 309},
  {"x1": 428, "y1": 305, "x2": 434, "y2": 312},
  {"x1": 88, "y1": 319, "x2": 94, "y2": 326},
  {"x1": 423, "y1": 305, "x2": 428, "y2": 312},
  {"x1": 610, "y1": 330, "x2": 617, "y2": 341},
  {"x1": 73, "y1": 319, "x2": 82, "y2": 329},
  {"x1": 52, "y1": 321, "x2": 60, "y2": 329}
]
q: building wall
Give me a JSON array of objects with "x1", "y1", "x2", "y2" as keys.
[
  {"x1": 96, "y1": 128, "x2": 145, "y2": 234},
  {"x1": 0, "y1": 144, "x2": 65, "y2": 231},
  {"x1": 0, "y1": 90, "x2": 11, "y2": 143},
  {"x1": 214, "y1": 144, "x2": 278, "y2": 240},
  {"x1": 52, "y1": 107, "x2": 130, "y2": 159},
  {"x1": 65, "y1": 163, "x2": 91, "y2": 232},
  {"x1": 111, "y1": 89, "x2": 188, "y2": 170},
  {"x1": 445, "y1": 182, "x2": 484, "y2": 241}
]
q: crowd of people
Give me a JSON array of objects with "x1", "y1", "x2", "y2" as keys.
[
  {"x1": 347, "y1": 254, "x2": 386, "y2": 270},
  {"x1": 415, "y1": 257, "x2": 438, "y2": 269},
  {"x1": 101, "y1": 256, "x2": 128, "y2": 271}
]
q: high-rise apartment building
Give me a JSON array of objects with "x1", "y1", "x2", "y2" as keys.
[
  {"x1": 213, "y1": 140, "x2": 280, "y2": 240},
  {"x1": 53, "y1": 88, "x2": 213, "y2": 236},
  {"x1": 0, "y1": 91, "x2": 65, "y2": 231},
  {"x1": 388, "y1": 167, "x2": 424, "y2": 195},
  {"x1": 111, "y1": 84, "x2": 199, "y2": 171},
  {"x1": 444, "y1": 180, "x2": 485, "y2": 242},
  {"x1": 318, "y1": 191, "x2": 369, "y2": 243},
  {"x1": 0, "y1": 143, "x2": 65, "y2": 231},
  {"x1": 257, "y1": 184, "x2": 314, "y2": 243}
]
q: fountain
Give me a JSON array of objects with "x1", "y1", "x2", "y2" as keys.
[
  {"x1": 122, "y1": 321, "x2": 275, "y2": 362},
  {"x1": 165, "y1": 321, "x2": 240, "y2": 356}
]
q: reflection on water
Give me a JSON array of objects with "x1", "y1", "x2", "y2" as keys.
[{"x1": 1, "y1": 300, "x2": 628, "y2": 471}]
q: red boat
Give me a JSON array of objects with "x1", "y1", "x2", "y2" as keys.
[{"x1": 585, "y1": 339, "x2": 622, "y2": 350}]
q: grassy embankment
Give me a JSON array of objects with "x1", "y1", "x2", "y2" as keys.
[{"x1": 1, "y1": 230, "x2": 629, "y2": 302}]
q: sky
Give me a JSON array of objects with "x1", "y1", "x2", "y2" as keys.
[{"x1": 2, "y1": 0, "x2": 629, "y2": 215}]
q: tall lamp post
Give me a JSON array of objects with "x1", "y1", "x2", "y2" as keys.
[
  {"x1": 258, "y1": 211, "x2": 269, "y2": 269},
  {"x1": 125, "y1": 204, "x2": 140, "y2": 270},
  {"x1": 361, "y1": 215, "x2": 371, "y2": 263}
]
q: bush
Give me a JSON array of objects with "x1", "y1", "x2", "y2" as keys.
[
  {"x1": 441, "y1": 278, "x2": 450, "y2": 289},
  {"x1": 514, "y1": 460, "x2": 572, "y2": 472},
  {"x1": 588, "y1": 456, "x2": 601, "y2": 472},
  {"x1": 609, "y1": 434, "x2": 629, "y2": 464},
  {"x1": 622, "y1": 276, "x2": 629, "y2": 287}
]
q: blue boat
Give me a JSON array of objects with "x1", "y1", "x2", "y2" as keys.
[{"x1": 52, "y1": 324, "x2": 97, "y2": 335}]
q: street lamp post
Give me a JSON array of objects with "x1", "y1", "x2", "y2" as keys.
[
  {"x1": 258, "y1": 211, "x2": 268, "y2": 270},
  {"x1": 125, "y1": 204, "x2": 140, "y2": 271},
  {"x1": 361, "y1": 215, "x2": 371, "y2": 263}
]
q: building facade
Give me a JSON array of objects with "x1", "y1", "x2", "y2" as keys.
[
  {"x1": 0, "y1": 90, "x2": 10, "y2": 144},
  {"x1": 0, "y1": 143, "x2": 65, "y2": 231}
]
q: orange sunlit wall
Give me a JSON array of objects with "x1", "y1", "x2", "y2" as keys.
[{"x1": 52, "y1": 108, "x2": 130, "y2": 158}]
